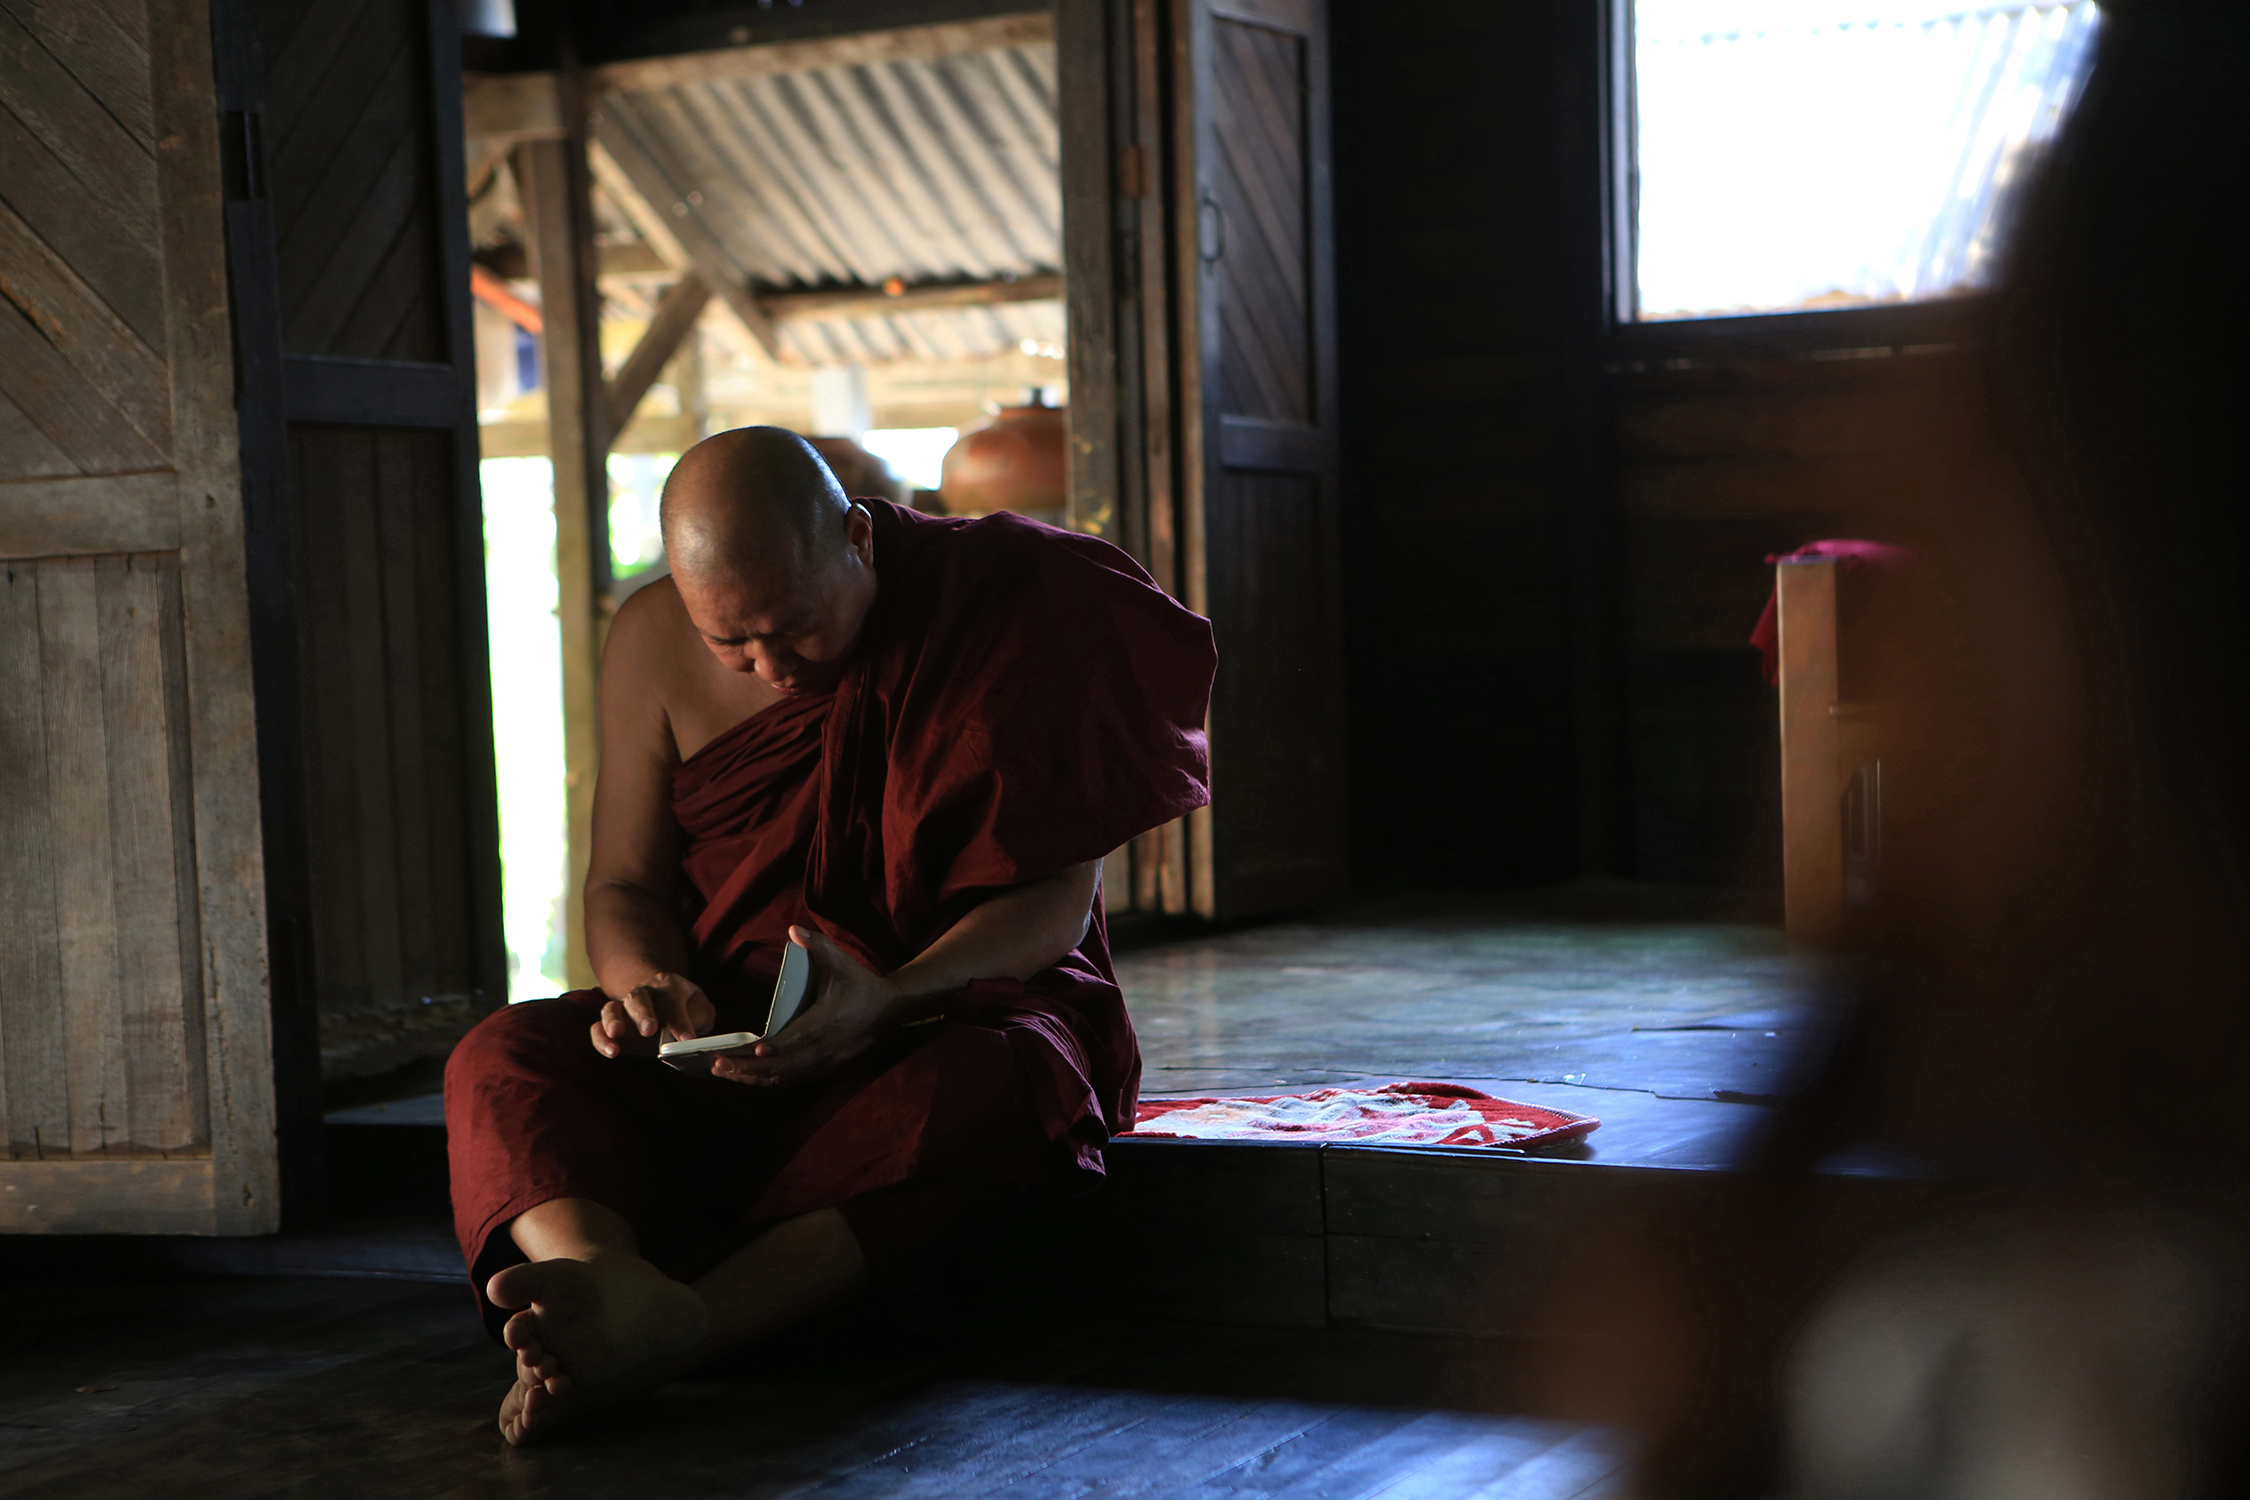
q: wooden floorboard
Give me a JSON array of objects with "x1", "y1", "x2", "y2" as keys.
[
  {"x1": 0, "y1": 1277, "x2": 1631, "y2": 1500},
  {"x1": 1193, "y1": 1406, "x2": 1480, "y2": 1497},
  {"x1": 992, "y1": 1397, "x2": 1347, "y2": 1500}
]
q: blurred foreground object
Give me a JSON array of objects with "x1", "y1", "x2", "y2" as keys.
[{"x1": 1553, "y1": 4, "x2": 2250, "y2": 1494}]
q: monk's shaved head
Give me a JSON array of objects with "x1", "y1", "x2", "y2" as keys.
[
  {"x1": 661, "y1": 426, "x2": 852, "y2": 586},
  {"x1": 659, "y1": 427, "x2": 880, "y2": 697}
]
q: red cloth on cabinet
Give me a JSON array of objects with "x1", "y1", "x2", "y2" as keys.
[{"x1": 1749, "y1": 538, "x2": 1918, "y2": 686}]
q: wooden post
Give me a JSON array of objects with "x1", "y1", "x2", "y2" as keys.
[
  {"x1": 515, "y1": 133, "x2": 609, "y2": 992},
  {"x1": 1778, "y1": 557, "x2": 1845, "y2": 945}
]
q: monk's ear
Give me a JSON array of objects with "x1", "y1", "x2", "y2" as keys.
[{"x1": 844, "y1": 503, "x2": 875, "y2": 563}]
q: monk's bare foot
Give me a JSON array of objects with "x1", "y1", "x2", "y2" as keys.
[{"x1": 488, "y1": 1253, "x2": 708, "y2": 1445}]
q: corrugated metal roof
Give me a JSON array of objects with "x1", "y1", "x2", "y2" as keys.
[{"x1": 598, "y1": 42, "x2": 1063, "y2": 366}]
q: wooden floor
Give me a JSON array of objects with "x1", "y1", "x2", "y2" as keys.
[
  {"x1": 1117, "y1": 886, "x2": 1812, "y2": 1103},
  {"x1": 335, "y1": 886, "x2": 1813, "y2": 1172},
  {"x1": 0, "y1": 1275, "x2": 1631, "y2": 1500},
  {"x1": 1, "y1": 889, "x2": 1812, "y2": 1495}
]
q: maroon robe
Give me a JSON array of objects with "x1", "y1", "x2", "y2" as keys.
[{"x1": 446, "y1": 502, "x2": 1215, "y2": 1321}]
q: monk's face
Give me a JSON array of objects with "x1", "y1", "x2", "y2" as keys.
[{"x1": 676, "y1": 506, "x2": 877, "y2": 696}]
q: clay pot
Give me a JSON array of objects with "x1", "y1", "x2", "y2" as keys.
[
  {"x1": 806, "y1": 436, "x2": 905, "y2": 505},
  {"x1": 939, "y1": 405, "x2": 1067, "y2": 521}
]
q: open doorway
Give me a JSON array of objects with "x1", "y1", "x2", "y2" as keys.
[{"x1": 461, "y1": 18, "x2": 1069, "y2": 999}]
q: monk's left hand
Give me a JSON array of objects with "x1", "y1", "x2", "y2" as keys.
[{"x1": 711, "y1": 926, "x2": 903, "y2": 1087}]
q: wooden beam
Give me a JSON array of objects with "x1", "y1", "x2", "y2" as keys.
[
  {"x1": 0, "y1": 473, "x2": 181, "y2": 558},
  {"x1": 462, "y1": 71, "x2": 566, "y2": 140},
  {"x1": 482, "y1": 413, "x2": 707, "y2": 462},
  {"x1": 590, "y1": 12, "x2": 1054, "y2": 94},
  {"x1": 604, "y1": 272, "x2": 711, "y2": 440},
  {"x1": 475, "y1": 241, "x2": 672, "y2": 282},
  {"x1": 587, "y1": 130, "x2": 782, "y2": 362},
  {"x1": 514, "y1": 135, "x2": 609, "y2": 993},
  {"x1": 762, "y1": 273, "x2": 1062, "y2": 324}
]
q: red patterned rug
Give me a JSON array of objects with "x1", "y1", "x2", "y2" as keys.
[{"x1": 1126, "y1": 1081, "x2": 1599, "y2": 1149}]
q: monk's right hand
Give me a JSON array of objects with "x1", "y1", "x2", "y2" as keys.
[{"x1": 591, "y1": 972, "x2": 716, "y2": 1058}]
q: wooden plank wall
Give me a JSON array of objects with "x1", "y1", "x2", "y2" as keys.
[
  {"x1": 0, "y1": 552, "x2": 209, "y2": 1160},
  {"x1": 289, "y1": 426, "x2": 485, "y2": 1078},
  {"x1": 250, "y1": 0, "x2": 445, "y2": 360},
  {"x1": 1613, "y1": 348, "x2": 1966, "y2": 886},
  {"x1": 1326, "y1": 0, "x2": 1599, "y2": 888},
  {"x1": 1330, "y1": 0, "x2": 1969, "y2": 890}
]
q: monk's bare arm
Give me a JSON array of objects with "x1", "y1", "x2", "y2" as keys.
[
  {"x1": 887, "y1": 860, "x2": 1102, "y2": 1002},
  {"x1": 583, "y1": 586, "x2": 709, "y2": 1048}
]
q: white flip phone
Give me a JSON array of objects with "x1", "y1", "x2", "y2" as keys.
[{"x1": 657, "y1": 940, "x2": 812, "y2": 1074}]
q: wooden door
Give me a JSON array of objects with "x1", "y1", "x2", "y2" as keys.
[
  {"x1": 213, "y1": 0, "x2": 505, "y2": 1093},
  {"x1": 1176, "y1": 0, "x2": 1345, "y2": 919},
  {"x1": 0, "y1": 0, "x2": 278, "y2": 1231}
]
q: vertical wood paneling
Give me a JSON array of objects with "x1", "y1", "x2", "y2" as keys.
[
  {"x1": 289, "y1": 426, "x2": 481, "y2": 1071},
  {"x1": 409, "y1": 433, "x2": 473, "y2": 984},
  {"x1": 0, "y1": 553, "x2": 204, "y2": 1157},
  {"x1": 97, "y1": 554, "x2": 197, "y2": 1149},
  {"x1": 374, "y1": 430, "x2": 436, "y2": 998},
  {"x1": 1205, "y1": 470, "x2": 1343, "y2": 903},
  {"x1": 37, "y1": 557, "x2": 127, "y2": 1154},
  {"x1": 293, "y1": 428, "x2": 370, "y2": 1015},
  {"x1": 155, "y1": 551, "x2": 210, "y2": 1144},
  {"x1": 335, "y1": 436, "x2": 406, "y2": 1015},
  {"x1": 0, "y1": 563, "x2": 65, "y2": 1156}
]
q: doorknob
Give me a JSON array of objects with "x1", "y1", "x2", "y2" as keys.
[{"x1": 1198, "y1": 195, "x2": 1226, "y2": 263}]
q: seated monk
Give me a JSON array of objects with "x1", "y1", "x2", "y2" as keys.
[{"x1": 443, "y1": 427, "x2": 1215, "y2": 1445}]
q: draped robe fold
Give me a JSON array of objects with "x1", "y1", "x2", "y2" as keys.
[{"x1": 446, "y1": 502, "x2": 1216, "y2": 1319}]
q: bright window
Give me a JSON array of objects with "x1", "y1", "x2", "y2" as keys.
[
  {"x1": 1632, "y1": 0, "x2": 2102, "y2": 321},
  {"x1": 860, "y1": 427, "x2": 957, "y2": 494},
  {"x1": 608, "y1": 451, "x2": 678, "y2": 576}
]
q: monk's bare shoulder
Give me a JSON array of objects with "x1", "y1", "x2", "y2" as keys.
[
  {"x1": 607, "y1": 574, "x2": 688, "y2": 655},
  {"x1": 604, "y1": 574, "x2": 778, "y2": 760},
  {"x1": 605, "y1": 577, "x2": 693, "y2": 702}
]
